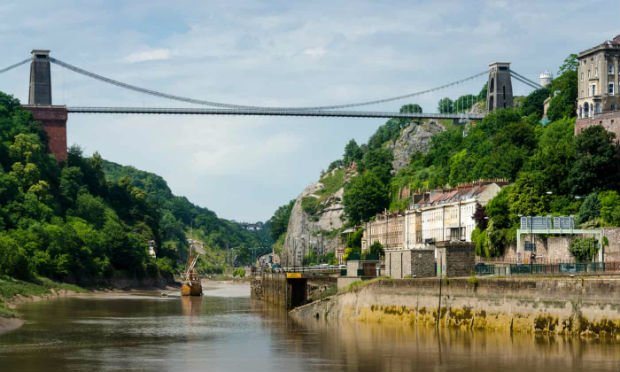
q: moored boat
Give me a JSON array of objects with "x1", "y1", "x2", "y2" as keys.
[{"x1": 181, "y1": 240, "x2": 203, "y2": 296}]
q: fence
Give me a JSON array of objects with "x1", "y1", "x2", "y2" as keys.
[{"x1": 475, "y1": 261, "x2": 620, "y2": 276}]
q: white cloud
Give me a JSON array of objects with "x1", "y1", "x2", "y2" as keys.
[
  {"x1": 124, "y1": 48, "x2": 171, "y2": 63},
  {"x1": 2, "y1": 0, "x2": 618, "y2": 220},
  {"x1": 303, "y1": 47, "x2": 327, "y2": 58}
]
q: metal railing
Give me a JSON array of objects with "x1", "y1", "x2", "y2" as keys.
[{"x1": 475, "y1": 262, "x2": 620, "y2": 276}]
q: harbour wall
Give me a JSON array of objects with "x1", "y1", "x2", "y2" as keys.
[{"x1": 290, "y1": 276, "x2": 620, "y2": 338}]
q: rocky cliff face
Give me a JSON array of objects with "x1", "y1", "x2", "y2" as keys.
[
  {"x1": 282, "y1": 174, "x2": 346, "y2": 266},
  {"x1": 282, "y1": 120, "x2": 445, "y2": 265},
  {"x1": 389, "y1": 120, "x2": 444, "y2": 172}
]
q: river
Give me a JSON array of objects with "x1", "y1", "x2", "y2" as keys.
[{"x1": 0, "y1": 282, "x2": 619, "y2": 371}]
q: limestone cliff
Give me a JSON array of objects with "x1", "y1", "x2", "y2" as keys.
[
  {"x1": 282, "y1": 119, "x2": 446, "y2": 266},
  {"x1": 389, "y1": 120, "x2": 444, "y2": 172},
  {"x1": 282, "y1": 169, "x2": 348, "y2": 266}
]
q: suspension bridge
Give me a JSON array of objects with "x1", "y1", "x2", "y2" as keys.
[{"x1": 1, "y1": 49, "x2": 543, "y2": 160}]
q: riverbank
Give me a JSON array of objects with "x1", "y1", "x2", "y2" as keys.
[
  {"x1": 0, "y1": 274, "x2": 184, "y2": 335},
  {"x1": 0, "y1": 276, "x2": 87, "y2": 334},
  {"x1": 290, "y1": 276, "x2": 620, "y2": 338}
]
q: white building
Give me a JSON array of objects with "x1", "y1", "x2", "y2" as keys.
[{"x1": 414, "y1": 181, "x2": 505, "y2": 244}]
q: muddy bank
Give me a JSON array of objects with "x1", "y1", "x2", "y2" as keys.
[
  {"x1": 0, "y1": 318, "x2": 23, "y2": 335},
  {"x1": 290, "y1": 276, "x2": 620, "y2": 338}
]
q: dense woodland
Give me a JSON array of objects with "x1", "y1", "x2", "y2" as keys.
[
  {"x1": 286, "y1": 54, "x2": 620, "y2": 260},
  {"x1": 0, "y1": 93, "x2": 267, "y2": 284}
]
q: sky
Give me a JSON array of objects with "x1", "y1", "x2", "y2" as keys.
[{"x1": 0, "y1": 0, "x2": 617, "y2": 222}]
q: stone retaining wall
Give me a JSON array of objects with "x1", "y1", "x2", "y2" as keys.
[{"x1": 290, "y1": 276, "x2": 620, "y2": 337}]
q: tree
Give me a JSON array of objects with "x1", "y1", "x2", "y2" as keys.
[
  {"x1": 400, "y1": 104, "x2": 423, "y2": 114},
  {"x1": 558, "y1": 54, "x2": 578, "y2": 75},
  {"x1": 598, "y1": 190, "x2": 620, "y2": 226},
  {"x1": 343, "y1": 172, "x2": 389, "y2": 225},
  {"x1": 508, "y1": 171, "x2": 548, "y2": 217},
  {"x1": 438, "y1": 97, "x2": 454, "y2": 113},
  {"x1": 343, "y1": 139, "x2": 363, "y2": 166},
  {"x1": 547, "y1": 56, "x2": 578, "y2": 121},
  {"x1": 366, "y1": 241, "x2": 384, "y2": 259},
  {"x1": 521, "y1": 88, "x2": 550, "y2": 118},
  {"x1": 268, "y1": 200, "x2": 295, "y2": 240},
  {"x1": 359, "y1": 147, "x2": 393, "y2": 184},
  {"x1": 568, "y1": 125, "x2": 620, "y2": 195},
  {"x1": 569, "y1": 237, "x2": 598, "y2": 263},
  {"x1": 576, "y1": 193, "x2": 600, "y2": 226}
]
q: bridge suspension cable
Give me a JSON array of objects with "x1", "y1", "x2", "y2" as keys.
[
  {"x1": 0, "y1": 58, "x2": 31, "y2": 74},
  {"x1": 510, "y1": 70, "x2": 543, "y2": 89},
  {"x1": 49, "y1": 57, "x2": 489, "y2": 111}
]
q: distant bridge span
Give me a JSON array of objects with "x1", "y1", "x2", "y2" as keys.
[
  {"x1": 67, "y1": 106, "x2": 486, "y2": 120},
  {"x1": 1, "y1": 49, "x2": 543, "y2": 161}
]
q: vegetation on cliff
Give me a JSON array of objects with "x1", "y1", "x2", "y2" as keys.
[
  {"x1": 102, "y1": 160, "x2": 269, "y2": 271},
  {"x1": 288, "y1": 53, "x2": 620, "y2": 259},
  {"x1": 0, "y1": 91, "x2": 265, "y2": 288}
]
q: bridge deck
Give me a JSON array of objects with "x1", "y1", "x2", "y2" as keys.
[{"x1": 67, "y1": 106, "x2": 486, "y2": 120}]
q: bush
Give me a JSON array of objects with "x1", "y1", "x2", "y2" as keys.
[
  {"x1": 569, "y1": 237, "x2": 599, "y2": 263},
  {"x1": 232, "y1": 267, "x2": 246, "y2": 278},
  {"x1": 301, "y1": 196, "x2": 321, "y2": 216},
  {"x1": 0, "y1": 234, "x2": 32, "y2": 280}
]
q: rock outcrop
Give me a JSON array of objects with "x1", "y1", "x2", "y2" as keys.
[
  {"x1": 282, "y1": 119, "x2": 446, "y2": 265},
  {"x1": 283, "y1": 176, "x2": 345, "y2": 266},
  {"x1": 389, "y1": 120, "x2": 444, "y2": 172}
]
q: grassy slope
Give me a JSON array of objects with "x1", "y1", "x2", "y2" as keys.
[{"x1": 0, "y1": 276, "x2": 85, "y2": 318}]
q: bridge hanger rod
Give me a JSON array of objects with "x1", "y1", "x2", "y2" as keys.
[
  {"x1": 49, "y1": 57, "x2": 488, "y2": 111},
  {"x1": 67, "y1": 106, "x2": 486, "y2": 119}
]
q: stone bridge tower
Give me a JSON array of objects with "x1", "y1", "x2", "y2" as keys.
[
  {"x1": 22, "y1": 50, "x2": 68, "y2": 162},
  {"x1": 487, "y1": 62, "x2": 513, "y2": 111}
]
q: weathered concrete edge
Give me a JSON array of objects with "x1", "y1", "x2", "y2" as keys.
[{"x1": 290, "y1": 277, "x2": 620, "y2": 338}]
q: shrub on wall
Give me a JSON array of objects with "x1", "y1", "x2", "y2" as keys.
[{"x1": 569, "y1": 237, "x2": 599, "y2": 263}]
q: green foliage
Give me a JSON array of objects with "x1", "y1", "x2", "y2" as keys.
[
  {"x1": 438, "y1": 97, "x2": 453, "y2": 113},
  {"x1": 301, "y1": 196, "x2": 321, "y2": 216},
  {"x1": 0, "y1": 90, "x2": 268, "y2": 286},
  {"x1": 343, "y1": 172, "x2": 389, "y2": 225},
  {"x1": 568, "y1": 125, "x2": 620, "y2": 195},
  {"x1": 569, "y1": 237, "x2": 599, "y2": 263},
  {"x1": 522, "y1": 88, "x2": 550, "y2": 119},
  {"x1": 359, "y1": 147, "x2": 393, "y2": 184},
  {"x1": 598, "y1": 191, "x2": 620, "y2": 226},
  {"x1": 318, "y1": 168, "x2": 345, "y2": 198},
  {"x1": 232, "y1": 267, "x2": 246, "y2": 278},
  {"x1": 343, "y1": 246, "x2": 360, "y2": 261},
  {"x1": 400, "y1": 104, "x2": 423, "y2": 114},
  {"x1": 507, "y1": 171, "x2": 548, "y2": 217},
  {"x1": 103, "y1": 160, "x2": 267, "y2": 266},
  {"x1": 558, "y1": 54, "x2": 578, "y2": 75},
  {"x1": 365, "y1": 241, "x2": 384, "y2": 260},
  {"x1": 471, "y1": 227, "x2": 490, "y2": 257},
  {"x1": 343, "y1": 139, "x2": 363, "y2": 166},
  {"x1": 547, "y1": 61, "x2": 577, "y2": 121},
  {"x1": 268, "y1": 200, "x2": 294, "y2": 241}
]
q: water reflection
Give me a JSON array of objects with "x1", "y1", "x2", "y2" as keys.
[{"x1": 0, "y1": 288, "x2": 618, "y2": 372}]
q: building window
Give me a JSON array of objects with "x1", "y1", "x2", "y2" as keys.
[
  {"x1": 591, "y1": 84, "x2": 596, "y2": 96},
  {"x1": 609, "y1": 83, "x2": 615, "y2": 95},
  {"x1": 609, "y1": 63, "x2": 615, "y2": 74},
  {"x1": 581, "y1": 73, "x2": 584, "y2": 81},
  {"x1": 588, "y1": 70, "x2": 591, "y2": 78},
  {"x1": 595, "y1": 67, "x2": 599, "y2": 77}
]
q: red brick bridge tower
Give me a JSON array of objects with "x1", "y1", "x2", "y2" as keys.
[{"x1": 22, "y1": 50, "x2": 68, "y2": 162}]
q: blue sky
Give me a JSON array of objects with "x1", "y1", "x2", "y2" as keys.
[{"x1": 0, "y1": 0, "x2": 617, "y2": 221}]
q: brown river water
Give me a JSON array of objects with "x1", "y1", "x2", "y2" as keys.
[{"x1": 0, "y1": 282, "x2": 619, "y2": 371}]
